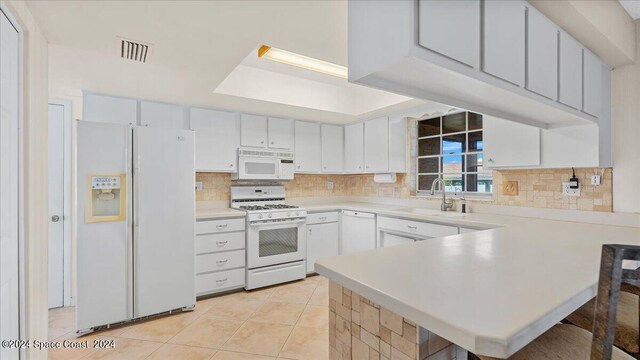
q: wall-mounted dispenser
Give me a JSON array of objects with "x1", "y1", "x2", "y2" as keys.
[{"x1": 86, "y1": 174, "x2": 126, "y2": 223}]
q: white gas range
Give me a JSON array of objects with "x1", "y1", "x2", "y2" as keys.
[{"x1": 230, "y1": 186, "x2": 307, "y2": 289}]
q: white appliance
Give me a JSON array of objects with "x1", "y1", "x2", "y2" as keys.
[
  {"x1": 76, "y1": 121, "x2": 195, "y2": 333},
  {"x1": 231, "y1": 186, "x2": 306, "y2": 289},
  {"x1": 231, "y1": 148, "x2": 294, "y2": 181},
  {"x1": 341, "y1": 210, "x2": 376, "y2": 254}
]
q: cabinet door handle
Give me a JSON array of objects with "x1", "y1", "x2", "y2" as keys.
[
  {"x1": 216, "y1": 278, "x2": 228, "y2": 285},
  {"x1": 229, "y1": 164, "x2": 234, "y2": 168},
  {"x1": 260, "y1": 140, "x2": 265, "y2": 144},
  {"x1": 216, "y1": 241, "x2": 228, "y2": 246},
  {"x1": 216, "y1": 259, "x2": 229, "y2": 265},
  {"x1": 319, "y1": 216, "x2": 327, "y2": 221},
  {"x1": 487, "y1": 158, "x2": 494, "y2": 163},
  {"x1": 407, "y1": 225, "x2": 417, "y2": 230},
  {"x1": 271, "y1": 141, "x2": 274, "y2": 145},
  {"x1": 216, "y1": 224, "x2": 228, "y2": 230}
]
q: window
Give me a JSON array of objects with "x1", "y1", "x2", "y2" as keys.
[{"x1": 417, "y1": 112, "x2": 492, "y2": 195}]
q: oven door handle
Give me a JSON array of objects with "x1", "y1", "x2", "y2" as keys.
[{"x1": 249, "y1": 218, "x2": 306, "y2": 227}]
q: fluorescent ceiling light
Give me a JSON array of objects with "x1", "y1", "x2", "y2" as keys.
[{"x1": 258, "y1": 45, "x2": 348, "y2": 79}]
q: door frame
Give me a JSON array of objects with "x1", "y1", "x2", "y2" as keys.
[
  {"x1": 0, "y1": 1, "x2": 25, "y2": 356},
  {"x1": 48, "y1": 99, "x2": 73, "y2": 307}
]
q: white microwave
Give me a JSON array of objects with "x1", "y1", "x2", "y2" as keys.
[{"x1": 231, "y1": 148, "x2": 295, "y2": 181}]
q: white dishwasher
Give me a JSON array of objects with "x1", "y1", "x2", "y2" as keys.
[{"x1": 341, "y1": 210, "x2": 376, "y2": 254}]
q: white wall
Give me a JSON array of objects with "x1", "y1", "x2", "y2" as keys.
[
  {"x1": 612, "y1": 21, "x2": 640, "y2": 214},
  {"x1": 2, "y1": 1, "x2": 49, "y2": 358}
]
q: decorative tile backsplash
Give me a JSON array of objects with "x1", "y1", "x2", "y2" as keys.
[{"x1": 196, "y1": 167, "x2": 613, "y2": 212}]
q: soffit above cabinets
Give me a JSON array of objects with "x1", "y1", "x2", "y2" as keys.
[{"x1": 619, "y1": 0, "x2": 640, "y2": 20}]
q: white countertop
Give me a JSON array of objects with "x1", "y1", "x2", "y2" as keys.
[
  {"x1": 196, "y1": 207, "x2": 244, "y2": 220},
  {"x1": 302, "y1": 201, "x2": 640, "y2": 358}
]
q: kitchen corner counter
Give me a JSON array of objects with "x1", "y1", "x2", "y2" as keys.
[
  {"x1": 313, "y1": 203, "x2": 640, "y2": 358},
  {"x1": 196, "y1": 207, "x2": 245, "y2": 220}
]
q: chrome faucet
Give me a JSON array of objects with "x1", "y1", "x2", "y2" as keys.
[{"x1": 430, "y1": 178, "x2": 454, "y2": 212}]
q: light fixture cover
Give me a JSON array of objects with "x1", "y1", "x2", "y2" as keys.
[{"x1": 258, "y1": 45, "x2": 348, "y2": 79}]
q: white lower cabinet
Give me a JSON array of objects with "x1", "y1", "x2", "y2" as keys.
[
  {"x1": 306, "y1": 212, "x2": 340, "y2": 273},
  {"x1": 195, "y1": 217, "x2": 246, "y2": 296},
  {"x1": 377, "y1": 216, "x2": 458, "y2": 244}
]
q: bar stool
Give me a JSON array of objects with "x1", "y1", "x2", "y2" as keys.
[
  {"x1": 565, "y1": 279, "x2": 639, "y2": 357},
  {"x1": 470, "y1": 244, "x2": 639, "y2": 360}
]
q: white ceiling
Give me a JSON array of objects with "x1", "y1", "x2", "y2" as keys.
[
  {"x1": 214, "y1": 48, "x2": 414, "y2": 115},
  {"x1": 26, "y1": 0, "x2": 430, "y2": 123},
  {"x1": 620, "y1": 0, "x2": 640, "y2": 20}
]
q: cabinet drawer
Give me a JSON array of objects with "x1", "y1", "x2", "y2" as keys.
[
  {"x1": 196, "y1": 250, "x2": 245, "y2": 274},
  {"x1": 307, "y1": 212, "x2": 339, "y2": 225},
  {"x1": 196, "y1": 218, "x2": 245, "y2": 235},
  {"x1": 196, "y1": 268, "x2": 245, "y2": 296},
  {"x1": 377, "y1": 216, "x2": 458, "y2": 238},
  {"x1": 195, "y1": 232, "x2": 245, "y2": 255}
]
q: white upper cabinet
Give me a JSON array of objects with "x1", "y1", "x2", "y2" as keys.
[
  {"x1": 240, "y1": 114, "x2": 268, "y2": 148},
  {"x1": 364, "y1": 116, "x2": 389, "y2": 173},
  {"x1": 483, "y1": 0, "x2": 526, "y2": 86},
  {"x1": 321, "y1": 124, "x2": 344, "y2": 173},
  {"x1": 190, "y1": 108, "x2": 239, "y2": 172},
  {"x1": 84, "y1": 93, "x2": 137, "y2": 125},
  {"x1": 267, "y1": 117, "x2": 293, "y2": 150},
  {"x1": 526, "y1": 6, "x2": 558, "y2": 100},
  {"x1": 418, "y1": 0, "x2": 480, "y2": 68},
  {"x1": 388, "y1": 115, "x2": 407, "y2": 173},
  {"x1": 583, "y1": 49, "x2": 602, "y2": 117},
  {"x1": 483, "y1": 116, "x2": 540, "y2": 168},
  {"x1": 294, "y1": 121, "x2": 321, "y2": 173},
  {"x1": 558, "y1": 31, "x2": 583, "y2": 110},
  {"x1": 344, "y1": 122, "x2": 364, "y2": 173},
  {"x1": 140, "y1": 101, "x2": 186, "y2": 129}
]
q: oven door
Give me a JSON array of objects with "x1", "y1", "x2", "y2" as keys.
[
  {"x1": 247, "y1": 218, "x2": 306, "y2": 268},
  {"x1": 238, "y1": 157, "x2": 279, "y2": 180}
]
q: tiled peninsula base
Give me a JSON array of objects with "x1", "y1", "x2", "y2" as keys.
[{"x1": 329, "y1": 281, "x2": 467, "y2": 360}]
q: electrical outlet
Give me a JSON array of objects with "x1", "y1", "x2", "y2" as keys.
[
  {"x1": 591, "y1": 175, "x2": 602, "y2": 185},
  {"x1": 502, "y1": 181, "x2": 519, "y2": 196},
  {"x1": 562, "y1": 182, "x2": 580, "y2": 197},
  {"x1": 327, "y1": 181, "x2": 334, "y2": 190},
  {"x1": 195, "y1": 181, "x2": 203, "y2": 191}
]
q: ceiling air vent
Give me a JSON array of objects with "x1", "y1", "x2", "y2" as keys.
[{"x1": 118, "y1": 37, "x2": 152, "y2": 63}]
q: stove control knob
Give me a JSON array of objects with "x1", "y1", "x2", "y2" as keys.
[
  {"x1": 287, "y1": 212, "x2": 291, "y2": 217},
  {"x1": 268, "y1": 213, "x2": 273, "y2": 218},
  {"x1": 258, "y1": 214, "x2": 263, "y2": 219}
]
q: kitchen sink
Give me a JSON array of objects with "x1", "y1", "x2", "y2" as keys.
[{"x1": 394, "y1": 207, "x2": 466, "y2": 218}]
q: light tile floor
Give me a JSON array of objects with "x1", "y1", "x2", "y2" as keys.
[{"x1": 48, "y1": 275, "x2": 329, "y2": 360}]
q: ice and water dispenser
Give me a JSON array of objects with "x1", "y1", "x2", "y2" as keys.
[{"x1": 86, "y1": 174, "x2": 126, "y2": 223}]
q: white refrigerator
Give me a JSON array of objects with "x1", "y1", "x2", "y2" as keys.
[{"x1": 76, "y1": 121, "x2": 195, "y2": 332}]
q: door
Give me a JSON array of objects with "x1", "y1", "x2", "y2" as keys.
[
  {"x1": 321, "y1": 124, "x2": 344, "y2": 173},
  {"x1": 190, "y1": 108, "x2": 239, "y2": 172},
  {"x1": 83, "y1": 93, "x2": 138, "y2": 125},
  {"x1": 340, "y1": 211, "x2": 376, "y2": 254},
  {"x1": 48, "y1": 104, "x2": 65, "y2": 309},
  {"x1": 307, "y1": 222, "x2": 339, "y2": 273},
  {"x1": 558, "y1": 31, "x2": 583, "y2": 110},
  {"x1": 526, "y1": 6, "x2": 558, "y2": 100},
  {"x1": 583, "y1": 49, "x2": 602, "y2": 117},
  {"x1": 247, "y1": 219, "x2": 307, "y2": 268},
  {"x1": 418, "y1": 0, "x2": 480, "y2": 68},
  {"x1": 140, "y1": 101, "x2": 185, "y2": 129},
  {"x1": 483, "y1": 0, "x2": 526, "y2": 87},
  {"x1": 483, "y1": 116, "x2": 540, "y2": 168},
  {"x1": 380, "y1": 232, "x2": 416, "y2": 248},
  {"x1": 294, "y1": 121, "x2": 321, "y2": 172},
  {"x1": 364, "y1": 117, "x2": 388, "y2": 172},
  {"x1": 344, "y1": 122, "x2": 364, "y2": 172},
  {"x1": 240, "y1": 114, "x2": 267, "y2": 148},
  {"x1": 76, "y1": 122, "x2": 132, "y2": 331},
  {"x1": 1, "y1": 10, "x2": 20, "y2": 359},
  {"x1": 134, "y1": 127, "x2": 195, "y2": 317},
  {"x1": 268, "y1": 117, "x2": 293, "y2": 149}
]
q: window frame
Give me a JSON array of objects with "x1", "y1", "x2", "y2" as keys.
[{"x1": 416, "y1": 111, "x2": 493, "y2": 197}]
